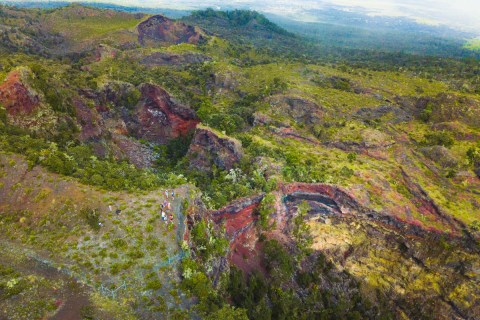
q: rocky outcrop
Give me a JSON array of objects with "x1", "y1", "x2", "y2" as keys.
[
  {"x1": 92, "y1": 44, "x2": 119, "y2": 62},
  {"x1": 74, "y1": 82, "x2": 195, "y2": 166},
  {"x1": 129, "y1": 83, "x2": 199, "y2": 144},
  {"x1": 326, "y1": 128, "x2": 395, "y2": 160},
  {"x1": 0, "y1": 68, "x2": 60, "y2": 133},
  {"x1": 110, "y1": 135, "x2": 156, "y2": 168},
  {"x1": 396, "y1": 94, "x2": 480, "y2": 127},
  {"x1": 420, "y1": 145, "x2": 459, "y2": 168},
  {"x1": 73, "y1": 97, "x2": 103, "y2": 142},
  {"x1": 99, "y1": 80, "x2": 139, "y2": 109},
  {"x1": 206, "y1": 182, "x2": 476, "y2": 274},
  {"x1": 268, "y1": 95, "x2": 324, "y2": 125},
  {"x1": 186, "y1": 126, "x2": 243, "y2": 171},
  {"x1": 198, "y1": 182, "x2": 480, "y2": 319},
  {"x1": 429, "y1": 93, "x2": 480, "y2": 127},
  {"x1": 0, "y1": 69, "x2": 40, "y2": 116},
  {"x1": 140, "y1": 52, "x2": 211, "y2": 66},
  {"x1": 211, "y1": 194, "x2": 265, "y2": 274},
  {"x1": 354, "y1": 105, "x2": 413, "y2": 123},
  {"x1": 137, "y1": 15, "x2": 204, "y2": 46}
]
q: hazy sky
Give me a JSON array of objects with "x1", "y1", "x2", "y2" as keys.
[{"x1": 7, "y1": 0, "x2": 480, "y2": 33}]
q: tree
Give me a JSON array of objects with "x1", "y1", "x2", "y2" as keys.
[{"x1": 205, "y1": 305, "x2": 249, "y2": 320}]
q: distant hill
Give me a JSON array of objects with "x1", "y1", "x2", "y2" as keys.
[
  {"x1": 1, "y1": 3, "x2": 480, "y2": 320},
  {"x1": 0, "y1": 1, "x2": 190, "y2": 18},
  {"x1": 182, "y1": 9, "x2": 293, "y2": 41},
  {"x1": 265, "y1": 8, "x2": 477, "y2": 58},
  {"x1": 1, "y1": 2, "x2": 478, "y2": 59}
]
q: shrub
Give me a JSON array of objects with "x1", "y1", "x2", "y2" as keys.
[
  {"x1": 339, "y1": 166, "x2": 354, "y2": 178},
  {"x1": 422, "y1": 131, "x2": 454, "y2": 148},
  {"x1": 419, "y1": 102, "x2": 434, "y2": 122},
  {"x1": 112, "y1": 238, "x2": 127, "y2": 249},
  {"x1": 257, "y1": 193, "x2": 275, "y2": 229},
  {"x1": 347, "y1": 152, "x2": 357, "y2": 162},
  {"x1": 81, "y1": 208, "x2": 100, "y2": 231},
  {"x1": 263, "y1": 239, "x2": 294, "y2": 281},
  {"x1": 205, "y1": 305, "x2": 249, "y2": 320},
  {"x1": 145, "y1": 278, "x2": 162, "y2": 291},
  {"x1": 466, "y1": 146, "x2": 480, "y2": 165},
  {"x1": 293, "y1": 201, "x2": 313, "y2": 254}
]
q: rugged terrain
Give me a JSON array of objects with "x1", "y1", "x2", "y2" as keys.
[{"x1": 0, "y1": 3, "x2": 479, "y2": 320}]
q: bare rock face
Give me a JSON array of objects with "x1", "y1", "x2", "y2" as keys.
[
  {"x1": 268, "y1": 95, "x2": 324, "y2": 125},
  {"x1": 92, "y1": 44, "x2": 119, "y2": 62},
  {"x1": 0, "y1": 69, "x2": 40, "y2": 116},
  {"x1": 210, "y1": 194, "x2": 265, "y2": 274},
  {"x1": 186, "y1": 126, "x2": 243, "y2": 171},
  {"x1": 129, "y1": 83, "x2": 199, "y2": 144},
  {"x1": 420, "y1": 145, "x2": 459, "y2": 168},
  {"x1": 0, "y1": 68, "x2": 60, "y2": 133},
  {"x1": 137, "y1": 15, "x2": 204, "y2": 46},
  {"x1": 110, "y1": 134, "x2": 156, "y2": 168},
  {"x1": 73, "y1": 97, "x2": 103, "y2": 142},
  {"x1": 202, "y1": 182, "x2": 475, "y2": 276}
]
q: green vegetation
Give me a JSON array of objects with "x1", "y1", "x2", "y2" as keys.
[
  {"x1": 189, "y1": 9, "x2": 291, "y2": 36},
  {"x1": 257, "y1": 193, "x2": 275, "y2": 229},
  {"x1": 0, "y1": 3, "x2": 479, "y2": 320},
  {"x1": 46, "y1": 4, "x2": 144, "y2": 41},
  {"x1": 0, "y1": 134, "x2": 163, "y2": 191},
  {"x1": 464, "y1": 39, "x2": 480, "y2": 51},
  {"x1": 422, "y1": 131, "x2": 455, "y2": 148}
]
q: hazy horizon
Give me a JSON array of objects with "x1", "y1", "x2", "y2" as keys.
[{"x1": 3, "y1": 0, "x2": 480, "y2": 34}]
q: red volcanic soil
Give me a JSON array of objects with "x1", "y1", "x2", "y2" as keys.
[
  {"x1": 206, "y1": 182, "x2": 470, "y2": 274},
  {"x1": 0, "y1": 70, "x2": 40, "y2": 116},
  {"x1": 134, "y1": 83, "x2": 199, "y2": 144},
  {"x1": 210, "y1": 194, "x2": 264, "y2": 274}
]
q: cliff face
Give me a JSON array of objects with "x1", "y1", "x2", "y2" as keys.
[
  {"x1": 130, "y1": 83, "x2": 200, "y2": 144},
  {"x1": 210, "y1": 194, "x2": 265, "y2": 274},
  {"x1": 0, "y1": 69, "x2": 40, "y2": 116},
  {"x1": 73, "y1": 97, "x2": 103, "y2": 142},
  {"x1": 0, "y1": 68, "x2": 62, "y2": 134},
  {"x1": 186, "y1": 126, "x2": 243, "y2": 171},
  {"x1": 196, "y1": 182, "x2": 480, "y2": 319},
  {"x1": 137, "y1": 15, "x2": 205, "y2": 46}
]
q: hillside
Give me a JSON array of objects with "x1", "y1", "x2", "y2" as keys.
[{"x1": 0, "y1": 4, "x2": 479, "y2": 320}]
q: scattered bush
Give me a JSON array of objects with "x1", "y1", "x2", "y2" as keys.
[
  {"x1": 421, "y1": 131, "x2": 454, "y2": 148},
  {"x1": 81, "y1": 208, "x2": 100, "y2": 231}
]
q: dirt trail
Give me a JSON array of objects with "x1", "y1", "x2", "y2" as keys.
[{"x1": 0, "y1": 240, "x2": 91, "y2": 320}]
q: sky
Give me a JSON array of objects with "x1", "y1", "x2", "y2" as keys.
[{"x1": 6, "y1": 0, "x2": 480, "y2": 33}]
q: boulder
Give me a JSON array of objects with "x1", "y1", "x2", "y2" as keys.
[
  {"x1": 0, "y1": 68, "x2": 60, "y2": 133},
  {"x1": 137, "y1": 15, "x2": 204, "y2": 46},
  {"x1": 0, "y1": 68, "x2": 40, "y2": 116},
  {"x1": 73, "y1": 97, "x2": 103, "y2": 142},
  {"x1": 268, "y1": 95, "x2": 324, "y2": 125},
  {"x1": 186, "y1": 125, "x2": 243, "y2": 171},
  {"x1": 420, "y1": 145, "x2": 459, "y2": 168},
  {"x1": 129, "y1": 83, "x2": 199, "y2": 144}
]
